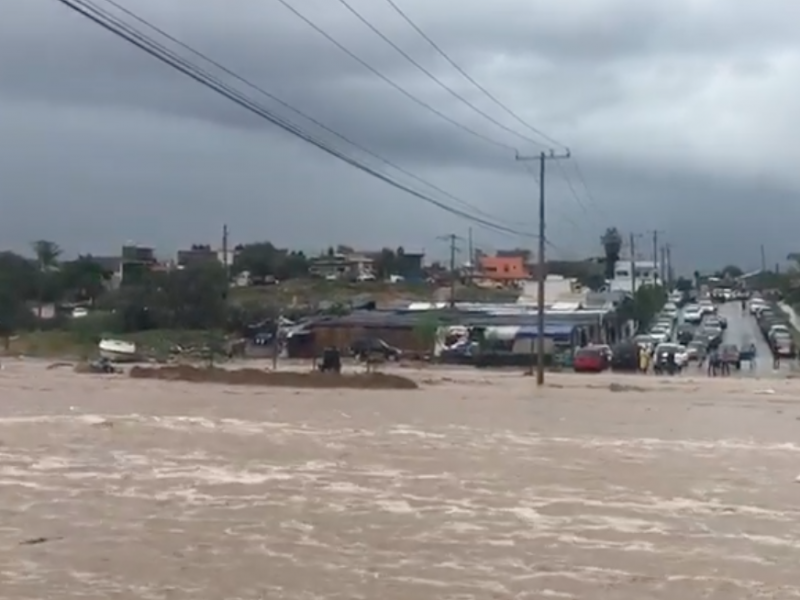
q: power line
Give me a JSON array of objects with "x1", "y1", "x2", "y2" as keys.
[
  {"x1": 95, "y1": 0, "x2": 518, "y2": 230},
  {"x1": 380, "y1": 0, "x2": 609, "y2": 218},
  {"x1": 56, "y1": 0, "x2": 535, "y2": 240},
  {"x1": 334, "y1": 0, "x2": 544, "y2": 148},
  {"x1": 272, "y1": 0, "x2": 517, "y2": 153},
  {"x1": 380, "y1": 0, "x2": 566, "y2": 150}
]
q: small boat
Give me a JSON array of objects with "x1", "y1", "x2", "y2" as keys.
[{"x1": 98, "y1": 339, "x2": 139, "y2": 363}]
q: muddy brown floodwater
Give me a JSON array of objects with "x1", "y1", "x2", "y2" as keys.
[{"x1": 2, "y1": 360, "x2": 800, "y2": 599}]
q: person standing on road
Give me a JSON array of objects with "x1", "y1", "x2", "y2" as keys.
[
  {"x1": 749, "y1": 343, "x2": 757, "y2": 371},
  {"x1": 638, "y1": 346, "x2": 649, "y2": 374},
  {"x1": 707, "y1": 349, "x2": 718, "y2": 376}
]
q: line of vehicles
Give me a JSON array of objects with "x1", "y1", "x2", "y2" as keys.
[
  {"x1": 572, "y1": 289, "x2": 743, "y2": 374},
  {"x1": 748, "y1": 295, "x2": 796, "y2": 358},
  {"x1": 634, "y1": 292, "x2": 732, "y2": 373}
]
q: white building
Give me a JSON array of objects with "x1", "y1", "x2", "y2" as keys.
[{"x1": 609, "y1": 260, "x2": 660, "y2": 294}]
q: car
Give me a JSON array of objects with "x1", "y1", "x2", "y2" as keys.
[
  {"x1": 749, "y1": 299, "x2": 767, "y2": 315},
  {"x1": 768, "y1": 324, "x2": 791, "y2": 338},
  {"x1": 699, "y1": 299, "x2": 716, "y2": 315},
  {"x1": 661, "y1": 303, "x2": 679, "y2": 319},
  {"x1": 350, "y1": 337, "x2": 401, "y2": 361},
  {"x1": 610, "y1": 341, "x2": 640, "y2": 372},
  {"x1": 771, "y1": 333, "x2": 795, "y2": 357},
  {"x1": 649, "y1": 326, "x2": 671, "y2": 344},
  {"x1": 683, "y1": 305, "x2": 703, "y2": 323},
  {"x1": 573, "y1": 347, "x2": 609, "y2": 373},
  {"x1": 588, "y1": 344, "x2": 613, "y2": 362}
]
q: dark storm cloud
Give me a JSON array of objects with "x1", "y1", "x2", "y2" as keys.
[{"x1": 0, "y1": 0, "x2": 799, "y2": 264}]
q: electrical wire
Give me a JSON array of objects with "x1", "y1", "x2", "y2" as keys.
[
  {"x1": 380, "y1": 0, "x2": 566, "y2": 151},
  {"x1": 380, "y1": 0, "x2": 609, "y2": 221},
  {"x1": 56, "y1": 0, "x2": 551, "y2": 243},
  {"x1": 94, "y1": 0, "x2": 521, "y2": 229},
  {"x1": 271, "y1": 0, "x2": 517, "y2": 153},
  {"x1": 333, "y1": 0, "x2": 544, "y2": 149}
]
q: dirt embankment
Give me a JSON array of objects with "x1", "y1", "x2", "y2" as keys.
[{"x1": 129, "y1": 365, "x2": 419, "y2": 390}]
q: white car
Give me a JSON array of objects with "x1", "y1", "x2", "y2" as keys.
[
  {"x1": 683, "y1": 305, "x2": 703, "y2": 323},
  {"x1": 699, "y1": 300, "x2": 716, "y2": 315},
  {"x1": 749, "y1": 299, "x2": 767, "y2": 315},
  {"x1": 649, "y1": 326, "x2": 671, "y2": 344}
]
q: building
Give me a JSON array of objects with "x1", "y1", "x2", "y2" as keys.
[
  {"x1": 309, "y1": 252, "x2": 374, "y2": 280},
  {"x1": 120, "y1": 244, "x2": 158, "y2": 286},
  {"x1": 393, "y1": 251, "x2": 425, "y2": 280},
  {"x1": 609, "y1": 260, "x2": 660, "y2": 293},
  {"x1": 477, "y1": 255, "x2": 530, "y2": 284},
  {"x1": 176, "y1": 244, "x2": 228, "y2": 268}
]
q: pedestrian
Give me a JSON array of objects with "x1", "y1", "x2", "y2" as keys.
[
  {"x1": 774, "y1": 353, "x2": 781, "y2": 370},
  {"x1": 639, "y1": 346, "x2": 649, "y2": 374},
  {"x1": 707, "y1": 349, "x2": 717, "y2": 376}
]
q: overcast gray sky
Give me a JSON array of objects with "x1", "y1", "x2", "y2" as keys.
[{"x1": 1, "y1": 0, "x2": 799, "y2": 270}]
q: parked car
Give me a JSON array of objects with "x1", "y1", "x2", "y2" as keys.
[
  {"x1": 683, "y1": 305, "x2": 703, "y2": 323},
  {"x1": 350, "y1": 337, "x2": 401, "y2": 361},
  {"x1": 573, "y1": 347, "x2": 609, "y2": 373},
  {"x1": 610, "y1": 341, "x2": 640, "y2": 372},
  {"x1": 771, "y1": 333, "x2": 795, "y2": 357}
]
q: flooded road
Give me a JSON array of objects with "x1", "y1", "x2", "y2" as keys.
[{"x1": 1, "y1": 361, "x2": 800, "y2": 598}]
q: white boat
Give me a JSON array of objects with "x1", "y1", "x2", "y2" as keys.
[{"x1": 98, "y1": 339, "x2": 139, "y2": 362}]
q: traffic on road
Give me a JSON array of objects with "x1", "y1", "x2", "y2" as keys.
[{"x1": 576, "y1": 286, "x2": 798, "y2": 377}]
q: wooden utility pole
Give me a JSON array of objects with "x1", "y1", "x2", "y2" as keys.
[
  {"x1": 760, "y1": 244, "x2": 767, "y2": 272},
  {"x1": 648, "y1": 229, "x2": 664, "y2": 284},
  {"x1": 438, "y1": 234, "x2": 461, "y2": 308},
  {"x1": 222, "y1": 223, "x2": 230, "y2": 298},
  {"x1": 630, "y1": 233, "x2": 637, "y2": 295},
  {"x1": 665, "y1": 244, "x2": 673, "y2": 288},
  {"x1": 660, "y1": 246, "x2": 667, "y2": 286},
  {"x1": 515, "y1": 149, "x2": 571, "y2": 386}
]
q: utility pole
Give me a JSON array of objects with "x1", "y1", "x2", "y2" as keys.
[
  {"x1": 438, "y1": 234, "x2": 461, "y2": 308},
  {"x1": 515, "y1": 149, "x2": 571, "y2": 386},
  {"x1": 648, "y1": 229, "x2": 664, "y2": 284},
  {"x1": 760, "y1": 244, "x2": 767, "y2": 272},
  {"x1": 630, "y1": 233, "x2": 637, "y2": 295},
  {"x1": 222, "y1": 223, "x2": 230, "y2": 298},
  {"x1": 468, "y1": 227, "x2": 474, "y2": 266},
  {"x1": 660, "y1": 246, "x2": 667, "y2": 286},
  {"x1": 665, "y1": 244, "x2": 673, "y2": 288}
]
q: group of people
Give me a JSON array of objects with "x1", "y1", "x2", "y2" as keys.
[{"x1": 703, "y1": 347, "x2": 737, "y2": 376}]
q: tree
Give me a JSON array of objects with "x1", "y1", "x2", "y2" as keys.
[
  {"x1": 600, "y1": 228, "x2": 622, "y2": 280},
  {"x1": 717, "y1": 265, "x2": 743, "y2": 279},
  {"x1": 374, "y1": 248, "x2": 396, "y2": 279},
  {"x1": 232, "y1": 242, "x2": 279, "y2": 279},
  {"x1": 232, "y1": 242, "x2": 309, "y2": 281},
  {"x1": 413, "y1": 312, "x2": 441, "y2": 356},
  {"x1": 59, "y1": 256, "x2": 110, "y2": 304}
]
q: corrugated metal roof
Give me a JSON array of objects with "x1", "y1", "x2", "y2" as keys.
[{"x1": 312, "y1": 309, "x2": 607, "y2": 329}]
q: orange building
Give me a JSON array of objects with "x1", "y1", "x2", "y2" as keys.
[{"x1": 477, "y1": 255, "x2": 530, "y2": 282}]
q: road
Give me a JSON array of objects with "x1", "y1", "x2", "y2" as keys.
[{"x1": 718, "y1": 301, "x2": 786, "y2": 376}]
